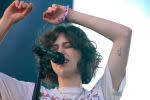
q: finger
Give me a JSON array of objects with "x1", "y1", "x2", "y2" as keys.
[
  {"x1": 43, "y1": 15, "x2": 61, "y2": 24},
  {"x1": 52, "y1": 4, "x2": 59, "y2": 8},
  {"x1": 57, "y1": 16, "x2": 65, "y2": 23},
  {"x1": 14, "y1": 0, "x2": 20, "y2": 7},
  {"x1": 21, "y1": 3, "x2": 32, "y2": 16},
  {"x1": 52, "y1": 4, "x2": 63, "y2": 11},
  {"x1": 52, "y1": 19, "x2": 60, "y2": 24},
  {"x1": 18, "y1": 1, "x2": 24, "y2": 9},
  {"x1": 43, "y1": 10, "x2": 54, "y2": 17},
  {"x1": 24, "y1": 3, "x2": 32, "y2": 15},
  {"x1": 52, "y1": 4, "x2": 57, "y2": 10},
  {"x1": 43, "y1": 11, "x2": 48, "y2": 18},
  {"x1": 43, "y1": 12, "x2": 50, "y2": 19},
  {"x1": 43, "y1": 17, "x2": 59, "y2": 24},
  {"x1": 22, "y1": 3, "x2": 28, "y2": 9},
  {"x1": 48, "y1": 7, "x2": 53, "y2": 12}
]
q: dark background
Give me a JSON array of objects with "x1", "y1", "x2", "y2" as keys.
[{"x1": 0, "y1": 0, "x2": 73, "y2": 82}]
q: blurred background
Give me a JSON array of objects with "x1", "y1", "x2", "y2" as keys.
[{"x1": 1, "y1": 0, "x2": 150, "y2": 100}]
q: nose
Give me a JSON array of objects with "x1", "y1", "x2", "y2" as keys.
[{"x1": 57, "y1": 46, "x2": 65, "y2": 54}]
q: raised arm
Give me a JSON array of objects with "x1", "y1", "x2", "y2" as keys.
[
  {"x1": 43, "y1": 5, "x2": 132, "y2": 91},
  {"x1": 68, "y1": 10, "x2": 132, "y2": 91},
  {"x1": 0, "y1": 0, "x2": 32, "y2": 42}
]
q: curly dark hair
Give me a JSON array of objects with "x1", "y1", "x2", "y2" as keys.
[{"x1": 38, "y1": 24, "x2": 102, "y2": 84}]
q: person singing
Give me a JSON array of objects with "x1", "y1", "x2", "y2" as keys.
[{"x1": 0, "y1": 1, "x2": 132, "y2": 100}]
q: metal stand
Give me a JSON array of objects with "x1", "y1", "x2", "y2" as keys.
[{"x1": 32, "y1": 58, "x2": 48, "y2": 100}]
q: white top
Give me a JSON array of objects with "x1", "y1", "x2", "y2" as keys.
[{"x1": 0, "y1": 65, "x2": 126, "y2": 100}]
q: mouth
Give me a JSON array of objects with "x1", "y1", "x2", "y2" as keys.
[{"x1": 64, "y1": 58, "x2": 69, "y2": 63}]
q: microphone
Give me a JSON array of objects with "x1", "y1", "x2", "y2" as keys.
[{"x1": 32, "y1": 45, "x2": 65, "y2": 64}]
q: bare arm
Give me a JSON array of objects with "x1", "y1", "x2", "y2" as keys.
[
  {"x1": 0, "y1": 1, "x2": 32, "y2": 43},
  {"x1": 68, "y1": 10, "x2": 132, "y2": 91},
  {"x1": 0, "y1": 17, "x2": 13, "y2": 42},
  {"x1": 43, "y1": 5, "x2": 132, "y2": 91},
  {"x1": 0, "y1": 1, "x2": 32, "y2": 97}
]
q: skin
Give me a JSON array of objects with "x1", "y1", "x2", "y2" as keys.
[
  {"x1": 0, "y1": 0, "x2": 32, "y2": 98},
  {"x1": 43, "y1": 4, "x2": 132, "y2": 91},
  {"x1": 0, "y1": 2, "x2": 132, "y2": 92},
  {"x1": 0, "y1": 0, "x2": 32, "y2": 42},
  {"x1": 50, "y1": 34, "x2": 82, "y2": 87}
]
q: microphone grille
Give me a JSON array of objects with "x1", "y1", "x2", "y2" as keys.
[{"x1": 53, "y1": 52, "x2": 65, "y2": 64}]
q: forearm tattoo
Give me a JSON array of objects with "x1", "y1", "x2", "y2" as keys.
[{"x1": 117, "y1": 48, "x2": 121, "y2": 57}]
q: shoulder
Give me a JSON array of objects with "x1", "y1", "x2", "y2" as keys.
[
  {"x1": 0, "y1": 72, "x2": 18, "y2": 84},
  {"x1": 0, "y1": 72, "x2": 34, "y2": 100},
  {"x1": 94, "y1": 65, "x2": 126, "y2": 100},
  {"x1": 0, "y1": 72, "x2": 34, "y2": 88}
]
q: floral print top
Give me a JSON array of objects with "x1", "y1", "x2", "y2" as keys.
[{"x1": 0, "y1": 65, "x2": 126, "y2": 100}]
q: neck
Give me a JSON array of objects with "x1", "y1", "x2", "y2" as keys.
[{"x1": 58, "y1": 74, "x2": 82, "y2": 88}]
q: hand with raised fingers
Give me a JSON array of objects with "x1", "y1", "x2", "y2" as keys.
[
  {"x1": 43, "y1": 4, "x2": 69, "y2": 24},
  {"x1": 2, "y1": 0, "x2": 32, "y2": 24}
]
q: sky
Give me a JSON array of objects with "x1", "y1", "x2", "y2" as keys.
[
  {"x1": 128, "y1": 0, "x2": 150, "y2": 16},
  {"x1": 73, "y1": 0, "x2": 150, "y2": 100}
]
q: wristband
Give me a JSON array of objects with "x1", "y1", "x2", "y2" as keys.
[{"x1": 58, "y1": 5, "x2": 70, "y2": 23}]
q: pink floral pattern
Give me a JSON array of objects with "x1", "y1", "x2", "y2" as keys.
[{"x1": 39, "y1": 86, "x2": 103, "y2": 100}]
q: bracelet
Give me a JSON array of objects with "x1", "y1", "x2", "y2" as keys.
[
  {"x1": 58, "y1": 5, "x2": 70, "y2": 23},
  {"x1": 64, "y1": 5, "x2": 69, "y2": 22}
]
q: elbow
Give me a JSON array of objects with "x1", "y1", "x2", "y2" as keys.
[
  {"x1": 118, "y1": 26, "x2": 132, "y2": 41},
  {"x1": 123, "y1": 26, "x2": 132, "y2": 39},
  {"x1": 113, "y1": 26, "x2": 132, "y2": 42},
  {"x1": 126, "y1": 27, "x2": 132, "y2": 37}
]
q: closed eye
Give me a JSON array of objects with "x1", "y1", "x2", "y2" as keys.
[
  {"x1": 50, "y1": 45, "x2": 58, "y2": 52},
  {"x1": 64, "y1": 42, "x2": 73, "y2": 48},
  {"x1": 50, "y1": 42, "x2": 73, "y2": 52}
]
